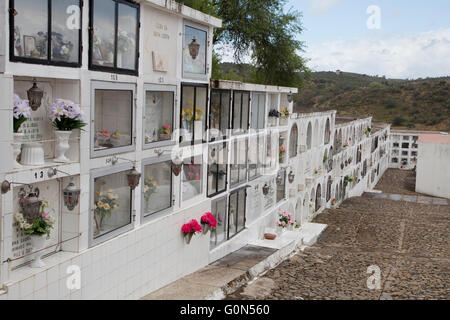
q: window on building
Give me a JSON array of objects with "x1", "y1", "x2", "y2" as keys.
[
  {"x1": 10, "y1": 0, "x2": 81, "y2": 66},
  {"x1": 143, "y1": 85, "x2": 175, "y2": 148},
  {"x1": 402, "y1": 151, "x2": 408, "y2": 156},
  {"x1": 250, "y1": 92, "x2": 266, "y2": 130},
  {"x1": 180, "y1": 83, "x2": 208, "y2": 144},
  {"x1": 210, "y1": 197, "x2": 227, "y2": 249},
  {"x1": 90, "y1": 0, "x2": 139, "y2": 74},
  {"x1": 402, "y1": 143, "x2": 409, "y2": 149},
  {"x1": 391, "y1": 158, "x2": 398, "y2": 163},
  {"x1": 230, "y1": 138, "x2": 248, "y2": 188},
  {"x1": 393, "y1": 143, "x2": 399, "y2": 148},
  {"x1": 232, "y1": 91, "x2": 250, "y2": 135},
  {"x1": 207, "y1": 143, "x2": 228, "y2": 197},
  {"x1": 209, "y1": 89, "x2": 230, "y2": 142},
  {"x1": 411, "y1": 151, "x2": 418, "y2": 157},
  {"x1": 182, "y1": 156, "x2": 203, "y2": 202},
  {"x1": 91, "y1": 165, "x2": 134, "y2": 246},
  {"x1": 91, "y1": 81, "x2": 135, "y2": 158},
  {"x1": 276, "y1": 169, "x2": 286, "y2": 203},
  {"x1": 183, "y1": 23, "x2": 208, "y2": 80},
  {"x1": 142, "y1": 158, "x2": 172, "y2": 220},
  {"x1": 228, "y1": 188, "x2": 246, "y2": 239},
  {"x1": 289, "y1": 124, "x2": 298, "y2": 158}
]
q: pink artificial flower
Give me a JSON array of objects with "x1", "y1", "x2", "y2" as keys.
[
  {"x1": 101, "y1": 130, "x2": 110, "y2": 137},
  {"x1": 41, "y1": 212, "x2": 47, "y2": 218},
  {"x1": 195, "y1": 173, "x2": 200, "y2": 181},
  {"x1": 282, "y1": 221, "x2": 286, "y2": 227},
  {"x1": 181, "y1": 223, "x2": 192, "y2": 234},
  {"x1": 163, "y1": 124, "x2": 171, "y2": 130},
  {"x1": 276, "y1": 221, "x2": 280, "y2": 226}
]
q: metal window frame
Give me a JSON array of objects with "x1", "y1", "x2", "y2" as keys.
[
  {"x1": 250, "y1": 91, "x2": 266, "y2": 130},
  {"x1": 89, "y1": 163, "x2": 135, "y2": 247},
  {"x1": 90, "y1": 80, "x2": 136, "y2": 158},
  {"x1": 231, "y1": 90, "x2": 250, "y2": 135},
  {"x1": 227, "y1": 186, "x2": 247, "y2": 240},
  {"x1": 229, "y1": 137, "x2": 248, "y2": 189},
  {"x1": 208, "y1": 88, "x2": 231, "y2": 142},
  {"x1": 179, "y1": 82, "x2": 209, "y2": 146},
  {"x1": 207, "y1": 141, "x2": 228, "y2": 198},
  {"x1": 88, "y1": 0, "x2": 140, "y2": 76},
  {"x1": 140, "y1": 155, "x2": 174, "y2": 223},
  {"x1": 142, "y1": 83, "x2": 177, "y2": 150},
  {"x1": 182, "y1": 20, "x2": 209, "y2": 81},
  {"x1": 209, "y1": 195, "x2": 228, "y2": 250},
  {"x1": 9, "y1": 0, "x2": 83, "y2": 67}
]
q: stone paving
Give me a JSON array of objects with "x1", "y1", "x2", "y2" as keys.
[{"x1": 226, "y1": 170, "x2": 450, "y2": 300}]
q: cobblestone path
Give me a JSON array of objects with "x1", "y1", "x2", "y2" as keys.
[{"x1": 226, "y1": 171, "x2": 450, "y2": 300}]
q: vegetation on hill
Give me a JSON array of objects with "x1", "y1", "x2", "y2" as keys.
[{"x1": 296, "y1": 72, "x2": 450, "y2": 131}]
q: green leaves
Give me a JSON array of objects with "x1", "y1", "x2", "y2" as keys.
[{"x1": 53, "y1": 117, "x2": 87, "y2": 131}]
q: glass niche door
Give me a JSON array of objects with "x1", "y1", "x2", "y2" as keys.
[
  {"x1": 143, "y1": 84, "x2": 176, "y2": 149},
  {"x1": 91, "y1": 81, "x2": 135, "y2": 158},
  {"x1": 90, "y1": 164, "x2": 135, "y2": 246}
]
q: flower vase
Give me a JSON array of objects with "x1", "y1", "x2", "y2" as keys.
[
  {"x1": 277, "y1": 226, "x2": 286, "y2": 236},
  {"x1": 202, "y1": 224, "x2": 210, "y2": 235},
  {"x1": 21, "y1": 142, "x2": 45, "y2": 166},
  {"x1": 159, "y1": 133, "x2": 171, "y2": 141},
  {"x1": 29, "y1": 235, "x2": 46, "y2": 268},
  {"x1": 12, "y1": 133, "x2": 24, "y2": 169},
  {"x1": 184, "y1": 233, "x2": 194, "y2": 245},
  {"x1": 54, "y1": 130, "x2": 72, "y2": 163}
]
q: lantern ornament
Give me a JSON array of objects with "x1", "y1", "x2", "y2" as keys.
[
  {"x1": 63, "y1": 182, "x2": 81, "y2": 211},
  {"x1": 188, "y1": 37, "x2": 200, "y2": 60},
  {"x1": 276, "y1": 173, "x2": 283, "y2": 185},
  {"x1": 27, "y1": 79, "x2": 44, "y2": 111},
  {"x1": 127, "y1": 167, "x2": 142, "y2": 190},
  {"x1": 172, "y1": 155, "x2": 183, "y2": 177},
  {"x1": 19, "y1": 187, "x2": 42, "y2": 223},
  {"x1": 287, "y1": 91, "x2": 294, "y2": 103},
  {"x1": 262, "y1": 184, "x2": 270, "y2": 196},
  {"x1": 288, "y1": 171, "x2": 295, "y2": 183}
]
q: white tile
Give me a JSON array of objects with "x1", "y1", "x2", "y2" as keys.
[
  {"x1": 19, "y1": 277, "x2": 34, "y2": 298},
  {"x1": 46, "y1": 266, "x2": 59, "y2": 284},
  {"x1": 34, "y1": 272, "x2": 47, "y2": 291},
  {"x1": 35, "y1": 287, "x2": 47, "y2": 300}
]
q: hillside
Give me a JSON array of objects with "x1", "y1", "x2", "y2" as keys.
[{"x1": 295, "y1": 72, "x2": 450, "y2": 131}]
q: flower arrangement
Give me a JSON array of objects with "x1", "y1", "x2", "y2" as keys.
[
  {"x1": 182, "y1": 103, "x2": 203, "y2": 123},
  {"x1": 276, "y1": 211, "x2": 295, "y2": 229},
  {"x1": 94, "y1": 189, "x2": 120, "y2": 219},
  {"x1": 200, "y1": 212, "x2": 217, "y2": 233},
  {"x1": 181, "y1": 219, "x2": 202, "y2": 244},
  {"x1": 343, "y1": 142, "x2": 349, "y2": 148},
  {"x1": 364, "y1": 127, "x2": 372, "y2": 136},
  {"x1": 268, "y1": 109, "x2": 280, "y2": 118},
  {"x1": 51, "y1": 32, "x2": 74, "y2": 61},
  {"x1": 13, "y1": 94, "x2": 32, "y2": 133},
  {"x1": 14, "y1": 201, "x2": 55, "y2": 237},
  {"x1": 143, "y1": 176, "x2": 158, "y2": 203},
  {"x1": 323, "y1": 154, "x2": 328, "y2": 163},
  {"x1": 344, "y1": 175, "x2": 355, "y2": 183},
  {"x1": 186, "y1": 164, "x2": 201, "y2": 181},
  {"x1": 331, "y1": 198, "x2": 337, "y2": 205},
  {"x1": 160, "y1": 124, "x2": 171, "y2": 135},
  {"x1": 280, "y1": 107, "x2": 290, "y2": 119},
  {"x1": 313, "y1": 168, "x2": 322, "y2": 175},
  {"x1": 49, "y1": 99, "x2": 86, "y2": 131}
]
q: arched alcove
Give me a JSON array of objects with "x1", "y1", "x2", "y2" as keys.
[
  {"x1": 289, "y1": 123, "x2": 298, "y2": 158},
  {"x1": 306, "y1": 122, "x2": 312, "y2": 150}
]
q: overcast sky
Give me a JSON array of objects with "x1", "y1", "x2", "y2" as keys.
[{"x1": 285, "y1": 0, "x2": 450, "y2": 79}]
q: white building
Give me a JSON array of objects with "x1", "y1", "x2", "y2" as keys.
[
  {"x1": 0, "y1": 0, "x2": 391, "y2": 300},
  {"x1": 415, "y1": 133, "x2": 450, "y2": 199}
]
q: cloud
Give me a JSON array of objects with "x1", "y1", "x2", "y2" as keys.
[
  {"x1": 306, "y1": 29, "x2": 450, "y2": 79},
  {"x1": 309, "y1": 0, "x2": 341, "y2": 14}
]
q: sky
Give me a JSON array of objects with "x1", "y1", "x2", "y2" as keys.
[{"x1": 284, "y1": 0, "x2": 450, "y2": 79}]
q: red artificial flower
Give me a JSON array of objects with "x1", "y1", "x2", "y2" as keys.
[
  {"x1": 181, "y1": 223, "x2": 192, "y2": 235},
  {"x1": 201, "y1": 212, "x2": 217, "y2": 228},
  {"x1": 189, "y1": 219, "x2": 202, "y2": 233}
]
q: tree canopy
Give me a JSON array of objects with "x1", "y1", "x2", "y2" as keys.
[{"x1": 176, "y1": 0, "x2": 310, "y2": 89}]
